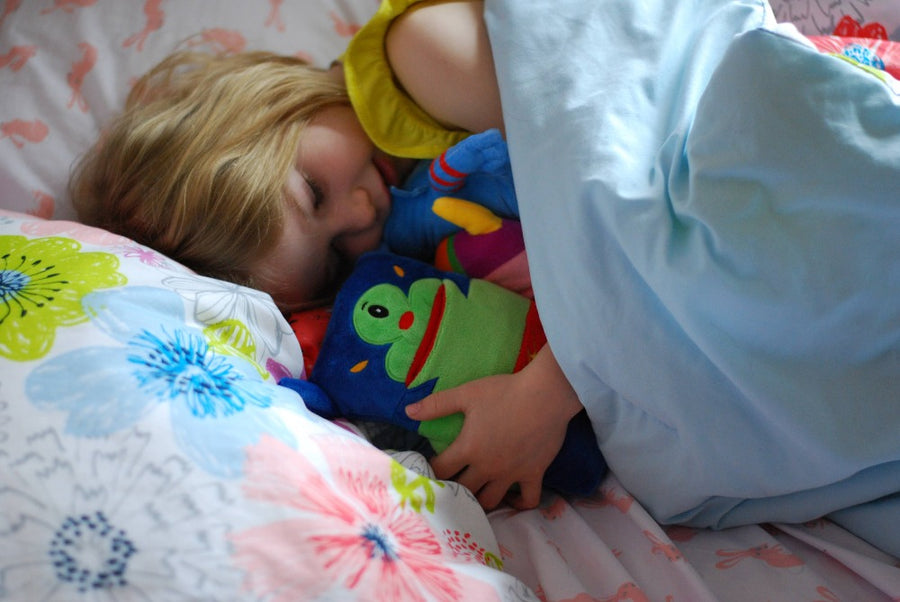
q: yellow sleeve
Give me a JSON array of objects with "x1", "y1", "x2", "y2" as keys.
[{"x1": 342, "y1": 0, "x2": 469, "y2": 159}]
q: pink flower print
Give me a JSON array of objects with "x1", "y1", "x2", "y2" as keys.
[
  {"x1": 120, "y1": 243, "x2": 169, "y2": 267},
  {"x1": 596, "y1": 582, "x2": 650, "y2": 602},
  {"x1": 231, "y1": 435, "x2": 466, "y2": 601},
  {"x1": 40, "y1": 0, "x2": 97, "y2": 14},
  {"x1": 559, "y1": 594, "x2": 595, "y2": 602},
  {"x1": 0, "y1": 45, "x2": 36, "y2": 72},
  {"x1": 715, "y1": 543, "x2": 804, "y2": 570},
  {"x1": 122, "y1": 0, "x2": 164, "y2": 52},
  {"x1": 643, "y1": 530, "x2": 682, "y2": 562},
  {"x1": 265, "y1": 0, "x2": 284, "y2": 32},
  {"x1": 67, "y1": 42, "x2": 97, "y2": 112},
  {"x1": 27, "y1": 190, "x2": 54, "y2": 219},
  {"x1": 20, "y1": 218, "x2": 130, "y2": 245},
  {"x1": 579, "y1": 485, "x2": 634, "y2": 513},
  {"x1": 0, "y1": 0, "x2": 21, "y2": 29},
  {"x1": 1, "y1": 118, "x2": 48, "y2": 148},
  {"x1": 330, "y1": 11, "x2": 361, "y2": 37},
  {"x1": 294, "y1": 49, "x2": 314, "y2": 64},
  {"x1": 813, "y1": 586, "x2": 840, "y2": 602},
  {"x1": 444, "y1": 530, "x2": 502, "y2": 569},
  {"x1": 540, "y1": 495, "x2": 567, "y2": 520},
  {"x1": 183, "y1": 28, "x2": 246, "y2": 55}
]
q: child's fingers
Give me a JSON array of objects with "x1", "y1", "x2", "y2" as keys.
[
  {"x1": 508, "y1": 480, "x2": 542, "y2": 510},
  {"x1": 475, "y1": 480, "x2": 513, "y2": 511},
  {"x1": 428, "y1": 439, "x2": 470, "y2": 481},
  {"x1": 405, "y1": 389, "x2": 466, "y2": 421},
  {"x1": 439, "y1": 459, "x2": 511, "y2": 511}
]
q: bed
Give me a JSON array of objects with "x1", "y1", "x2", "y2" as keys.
[{"x1": 1, "y1": 0, "x2": 898, "y2": 600}]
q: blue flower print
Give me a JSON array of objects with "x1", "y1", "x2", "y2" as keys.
[
  {"x1": 49, "y1": 511, "x2": 137, "y2": 593},
  {"x1": 0, "y1": 419, "x2": 246, "y2": 599},
  {"x1": 25, "y1": 286, "x2": 301, "y2": 478},
  {"x1": 128, "y1": 327, "x2": 268, "y2": 418},
  {"x1": 842, "y1": 43, "x2": 885, "y2": 72}
]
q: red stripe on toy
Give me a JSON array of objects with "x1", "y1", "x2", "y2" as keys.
[
  {"x1": 439, "y1": 151, "x2": 466, "y2": 179},
  {"x1": 406, "y1": 283, "x2": 446, "y2": 386},
  {"x1": 514, "y1": 302, "x2": 546, "y2": 372},
  {"x1": 429, "y1": 160, "x2": 458, "y2": 189}
]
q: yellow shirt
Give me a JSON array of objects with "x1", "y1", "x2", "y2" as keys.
[{"x1": 342, "y1": 0, "x2": 469, "y2": 159}]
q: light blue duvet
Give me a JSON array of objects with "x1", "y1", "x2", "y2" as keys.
[{"x1": 485, "y1": 0, "x2": 900, "y2": 556}]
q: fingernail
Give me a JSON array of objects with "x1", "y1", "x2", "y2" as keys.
[{"x1": 405, "y1": 403, "x2": 420, "y2": 418}]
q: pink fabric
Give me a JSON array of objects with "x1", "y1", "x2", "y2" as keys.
[
  {"x1": 231, "y1": 435, "x2": 497, "y2": 601},
  {"x1": 490, "y1": 475, "x2": 900, "y2": 602}
]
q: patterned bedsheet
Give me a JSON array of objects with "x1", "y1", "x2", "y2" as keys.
[{"x1": 2, "y1": 0, "x2": 899, "y2": 600}]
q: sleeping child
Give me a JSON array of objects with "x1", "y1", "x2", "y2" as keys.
[
  {"x1": 282, "y1": 132, "x2": 605, "y2": 498},
  {"x1": 68, "y1": 0, "x2": 900, "y2": 557}
]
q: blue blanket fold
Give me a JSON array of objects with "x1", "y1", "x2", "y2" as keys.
[{"x1": 486, "y1": 0, "x2": 900, "y2": 557}]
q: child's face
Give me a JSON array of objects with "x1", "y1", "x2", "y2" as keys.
[{"x1": 254, "y1": 104, "x2": 410, "y2": 310}]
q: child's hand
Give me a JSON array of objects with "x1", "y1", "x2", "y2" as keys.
[{"x1": 405, "y1": 345, "x2": 584, "y2": 510}]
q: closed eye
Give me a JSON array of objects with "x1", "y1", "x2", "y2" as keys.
[{"x1": 304, "y1": 174, "x2": 325, "y2": 210}]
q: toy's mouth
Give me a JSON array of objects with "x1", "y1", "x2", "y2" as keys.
[{"x1": 406, "y1": 283, "x2": 446, "y2": 387}]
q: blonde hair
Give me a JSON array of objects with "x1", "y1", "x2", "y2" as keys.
[{"x1": 70, "y1": 51, "x2": 349, "y2": 290}]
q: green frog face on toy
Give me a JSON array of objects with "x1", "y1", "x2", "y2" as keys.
[
  {"x1": 353, "y1": 279, "x2": 441, "y2": 384},
  {"x1": 344, "y1": 258, "x2": 541, "y2": 454},
  {"x1": 352, "y1": 270, "x2": 532, "y2": 397}
]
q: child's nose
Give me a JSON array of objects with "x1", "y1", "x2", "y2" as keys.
[
  {"x1": 340, "y1": 186, "x2": 376, "y2": 231},
  {"x1": 331, "y1": 186, "x2": 380, "y2": 260}
]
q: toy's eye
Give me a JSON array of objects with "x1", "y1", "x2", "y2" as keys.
[{"x1": 368, "y1": 305, "x2": 389, "y2": 319}]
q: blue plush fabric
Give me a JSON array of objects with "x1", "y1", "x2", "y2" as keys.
[
  {"x1": 384, "y1": 129, "x2": 519, "y2": 260},
  {"x1": 486, "y1": 0, "x2": 900, "y2": 556}
]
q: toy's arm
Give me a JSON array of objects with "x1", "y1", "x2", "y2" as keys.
[
  {"x1": 279, "y1": 377, "x2": 340, "y2": 419},
  {"x1": 428, "y1": 128, "x2": 510, "y2": 192},
  {"x1": 385, "y1": 129, "x2": 516, "y2": 260},
  {"x1": 431, "y1": 197, "x2": 502, "y2": 235}
]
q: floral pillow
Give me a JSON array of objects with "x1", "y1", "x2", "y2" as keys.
[
  {"x1": 769, "y1": 0, "x2": 900, "y2": 40},
  {"x1": 0, "y1": 209, "x2": 531, "y2": 601}
]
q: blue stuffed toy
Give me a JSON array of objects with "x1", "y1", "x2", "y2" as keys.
[
  {"x1": 383, "y1": 128, "x2": 519, "y2": 261},
  {"x1": 281, "y1": 253, "x2": 607, "y2": 498}
]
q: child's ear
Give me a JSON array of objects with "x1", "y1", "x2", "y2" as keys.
[{"x1": 278, "y1": 377, "x2": 339, "y2": 418}]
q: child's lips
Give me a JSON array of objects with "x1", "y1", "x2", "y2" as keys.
[{"x1": 373, "y1": 154, "x2": 399, "y2": 189}]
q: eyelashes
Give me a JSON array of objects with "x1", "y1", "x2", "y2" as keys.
[{"x1": 304, "y1": 175, "x2": 325, "y2": 210}]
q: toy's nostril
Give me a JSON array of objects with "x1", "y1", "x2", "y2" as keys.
[{"x1": 399, "y1": 311, "x2": 414, "y2": 330}]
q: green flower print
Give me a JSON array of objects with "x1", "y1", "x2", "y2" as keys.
[{"x1": 0, "y1": 235, "x2": 126, "y2": 361}]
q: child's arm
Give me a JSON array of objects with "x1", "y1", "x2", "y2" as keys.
[
  {"x1": 386, "y1": 0, "x2": 503, "y2": 135},
  {"x1": 387, "y1": 1, "x2": 587, "y2": 508},
  {"x1": 405, "y1": 344, "x2": 584, "y2": 510}
]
